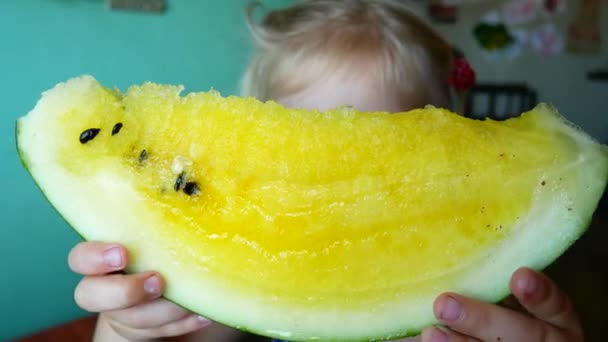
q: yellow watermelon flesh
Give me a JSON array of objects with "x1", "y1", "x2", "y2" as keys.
[{"x1": 16, "y1": 76, "x2": 608, "y2": 341}]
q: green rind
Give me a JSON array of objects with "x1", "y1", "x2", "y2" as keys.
[{"x1": 15, "y1": 120, "x2": 29, "y2": 170}]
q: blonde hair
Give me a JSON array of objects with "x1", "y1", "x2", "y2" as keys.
[{"x1": 241, "y1": 0, "x2": 454, "y2": 110}]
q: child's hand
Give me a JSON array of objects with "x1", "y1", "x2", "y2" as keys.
[
  {"x1": 420, "y1": 267, "x2": 583, "y2": 342},
  {"x1": 68, "y1": 242, "x2": 212, "y2": 340}
]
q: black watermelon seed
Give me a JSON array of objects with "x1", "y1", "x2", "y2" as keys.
[
  {"x1": 139, "y1": 149, "x2": 148, "y2": 163},
  {"x1": 174, "y1": 172, "x2": 185, "y2": 191},
  {"x1": 79, "y1": 128, "x2": 100, "y2": 144},
  {"x1": 112, "y1": 123, "x2": 123, "y2": 135},
  {"x1": 183, "y1": 182, "x2": 200, "y2": 196}
]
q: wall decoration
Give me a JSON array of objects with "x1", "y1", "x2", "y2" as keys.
[
  {"x1": 503, "y1": 29, "x2": 528, "y2": 58},
  {"x1": 481, "y1": 9, "x2": 501, "y2": 24},
  {"x1": 473, "y1": 10, "x2": 529, "y2": 62},
  {"x1": 502, "y1": 0, "x2": 539, "y2": 26},
  {"x1": 566, "y1": 0, "x2": 601, "y2": 54},
  {"x1": 540, "y1": 0, "x2": 566, "y2": 17},
  {"x1": 474, "y1": 23, "x2": 514, "y2": 51},
  {"x1": 480, "y1": 29, "x2": 528, "y2": 62},
  {"x1": 427, "y1": 0, "x2": 461, "y2": 23},
  {"x1": 531, "y1": 23, "x2": 564, "y2": 57},
  {"x1": 473, "y1": 11, "x2": 514, "y2": 52}
]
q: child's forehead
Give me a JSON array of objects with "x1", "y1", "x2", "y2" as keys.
[{"x1": 276, "y1": 68, "x2": 409, "y2": 113}]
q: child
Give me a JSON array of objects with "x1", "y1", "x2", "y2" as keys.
[{"x1": 71, "y1": 1, "x2": 583, "y2": 341}]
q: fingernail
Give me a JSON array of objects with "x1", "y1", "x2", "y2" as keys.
[
  {"x1": 144, "y1": 275, "x2": 161, "y2": 295},
  {"x1": 517, "y1": 272, "x2": 537, "y2": 297},
  {"x1": 438, "y1": 296, "x2": 462, "y2": 322},
  {"x1": 197, "y1": 316, "x2": 211, "y2": 326},
  {"x1": 103, "y1": 247, "x2": 122, "y2": 268},
  {"x1": 430, "y1": 327, "x2": 449, "y2": 342}
]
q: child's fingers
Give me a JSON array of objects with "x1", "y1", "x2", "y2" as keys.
[
  {"x1": 68, "y1": 242, "x2": 127, "y2": 275},
  {"x1": 432, "y1": 293, "x2": 568, "y2": 342},
  {"x1": 420, "y1": 326, "x2": 477, "y2": 342},
  {"x1": 74, "y1": 271, "x2": 163, "y2": 312},
  {"x1": 142, "y1": 314, "x2": 212, "y2": 338},
  {"x1": 107, "y1": 313, "x2": 211, "y2": 340},
  {"x1": 105, "y1": 298, "x2": 192, "y2": 329},
  {"x1": 510, "y1": 267, "x2": 583, "y2": 337}
]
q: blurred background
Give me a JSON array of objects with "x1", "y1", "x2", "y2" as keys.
[{"x1": 1, "y1": 0, "x2": 606, "y2": 341}]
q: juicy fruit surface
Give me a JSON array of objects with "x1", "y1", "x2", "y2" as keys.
[{"x1": 17, "y1": 76, "x2": 608, "y2": 341}]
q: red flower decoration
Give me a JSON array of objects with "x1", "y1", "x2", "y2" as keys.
[{"x1": 449, "y1": 57, "x2": 476, "y2": 91}]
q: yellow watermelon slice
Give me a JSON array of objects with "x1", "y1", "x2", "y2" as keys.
[{"x1": 16, "y1": 76, "x2": 607, "y2": 341}]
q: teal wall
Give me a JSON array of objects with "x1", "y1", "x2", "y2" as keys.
[{"x1": 0, "y1": 1, "x2": 289, "y2": 340}]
